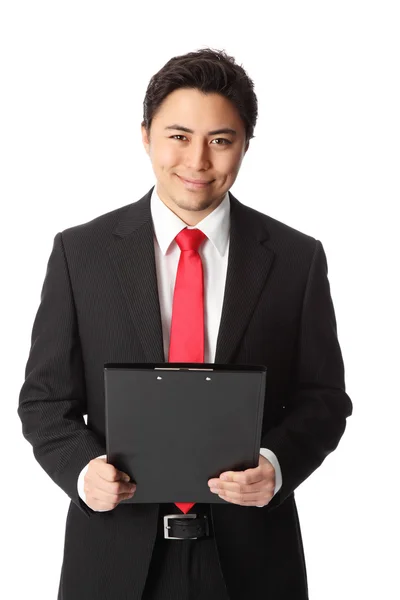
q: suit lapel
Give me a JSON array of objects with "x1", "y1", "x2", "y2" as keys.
[
  {"x1": 107, "y1": 189, "x2": 165, "y2": 363},
  {"x1": 107, "y1": 187, "x2": 275, "y2": 364},
  {"x1": 214, "y1": 195, "x2": 275, "y2": 363}
]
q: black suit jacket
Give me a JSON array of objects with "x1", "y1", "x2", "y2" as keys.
[{"x1": 18, "y1": 187, "x2": 352, "y2": 600}]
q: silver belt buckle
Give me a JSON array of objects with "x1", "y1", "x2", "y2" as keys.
[{"x1": 163, "y1": 513, "x2": 198, "y2": 540}]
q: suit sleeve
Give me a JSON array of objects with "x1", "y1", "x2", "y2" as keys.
[
  {"x1": 18, "y1": 232, "x2": 106, "y2": 518},
  {"x1": 261, "y1": 240, "x2": 353, "y2": 510}
]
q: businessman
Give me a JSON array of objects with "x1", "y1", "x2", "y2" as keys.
[{"x1": 18, "y1": 48, "x2": 353, "y2": 600}]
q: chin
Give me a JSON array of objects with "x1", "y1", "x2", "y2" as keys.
[{"x1": 179, "y1": 198, "x2": 213, "y2": 210}]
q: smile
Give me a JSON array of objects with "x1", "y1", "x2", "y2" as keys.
[{"x1": 177, "y1": 175, "x2": 213, "y2": 189}]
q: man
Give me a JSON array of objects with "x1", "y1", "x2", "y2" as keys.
[{"x1": 18, "y1": 49, "x2": 352, "y2": 599}]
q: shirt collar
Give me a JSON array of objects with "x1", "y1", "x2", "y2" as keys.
[{"x1": 150, "y1": 185, "x2": 230, "y2": 257}]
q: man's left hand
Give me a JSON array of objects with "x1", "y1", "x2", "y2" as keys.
[{"x1": 207, "y1": 454, "x2": 275, "y2": 507}]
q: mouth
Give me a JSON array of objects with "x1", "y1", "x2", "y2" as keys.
[{"x1": 177, "y1": 175, "x2": 213, "y2": 188}]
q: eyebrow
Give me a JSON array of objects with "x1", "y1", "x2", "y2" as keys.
[{"x1": 165, "y1": 124, "x2": 237, "y2": 136}]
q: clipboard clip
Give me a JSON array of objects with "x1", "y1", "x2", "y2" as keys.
[{"x1": 154, "y1": 367, "x2": 214, "y2": 371}]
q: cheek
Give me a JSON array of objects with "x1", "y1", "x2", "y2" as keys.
[
  {"x1": 218, "y1": 150, "x2": 243, "y2": 173},
  {"x1": 154, "y1": 145, "x2": 181, "y2": 169}
]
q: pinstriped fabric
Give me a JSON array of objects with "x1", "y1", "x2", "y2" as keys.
[
  {"x1": 18, "y1": 186, "x2": 352, "y2": 600},
  {"x1": 141, "y1": 539, "x2": 230, "y2": 599}
]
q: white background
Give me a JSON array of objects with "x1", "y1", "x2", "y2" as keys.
[{"x1": 1, "y1": 1, "x2": 399, "y2": 598}]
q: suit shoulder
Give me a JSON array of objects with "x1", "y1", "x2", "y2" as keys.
[
  {"x1": 265, "y1": 213, "x2": 316, "y2": 247},
  {"x1": 241, "y1": 202, "x2": 317, "y2": 247},
  {"x1": 59, "y1": 201, "x2": 133, "y2": 245}
]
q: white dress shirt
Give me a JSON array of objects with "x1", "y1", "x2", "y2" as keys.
[{"x1": 78, "y1": 186, "x2": 282, "y2": 509}]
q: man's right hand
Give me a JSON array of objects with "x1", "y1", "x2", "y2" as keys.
[{"x1": 83, "y1": 457, "x2": 136, "y2": 511}]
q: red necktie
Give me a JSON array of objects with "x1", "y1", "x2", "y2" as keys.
[{"x1": 168, "y1": 227, "x2": 207, "y2": 514}]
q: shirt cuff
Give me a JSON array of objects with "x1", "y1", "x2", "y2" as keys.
[
  {"x1": 77, "y1": 454, "x2": 109, "y2": 512},
  {"x1": 257, "y1": 447, "x2": 283, "y2": 507}
]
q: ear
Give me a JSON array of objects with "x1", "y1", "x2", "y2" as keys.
[
  {"x1": 141, "y1": 124, "x2": 150, "y2": 155},
  {"x1": 244, "y1": 140, "x2": 250, "y2": 154}
]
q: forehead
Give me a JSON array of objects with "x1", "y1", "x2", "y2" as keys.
[{"x1": 153, "y1": 88, "x2": 244, "y2": 131}]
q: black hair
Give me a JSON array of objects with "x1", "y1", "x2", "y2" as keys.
[{"x1": 141, "y1": 47, "x2": 258, "y2": 143}]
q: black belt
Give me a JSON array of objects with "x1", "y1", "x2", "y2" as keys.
[{"x1": 158, "y1": 503, "x2": 214, "y2": 540}]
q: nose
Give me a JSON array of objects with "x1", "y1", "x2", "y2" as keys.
[{"x1": 184, "y1": 140, "x2": 211, "y2": 171}]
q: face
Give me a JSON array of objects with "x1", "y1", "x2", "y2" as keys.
[{"x1": 141, "y1": 88, "x2": 249, "y2": 226}]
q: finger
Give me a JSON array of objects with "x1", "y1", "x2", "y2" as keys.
[
  {"x1": 207, "y1": 472, "x2": 246, "y2": 487},
  {"x1": 90, "y1": 478, "x2": 136, "y2": 496},
  {"x1": 89, "y1": 487, "x2": 136, "y2": 505},
  {"x1": 94, "y1": 460, "x2": 131, "y2": 483},
  {"x1": 220, "y1": 469, "x2": 264, "y2": 485},
  {"x1": 210, "y1": 481, "x2": 262, "y2": 495},
  {"x1": 85, "y1": 471, "x2": 136, "y2": 495},
  {"x1": 89, "y1": 491, "x2": 135, "y2": 511},
  {"x1": 217, "y1": 490, "x2": 265, "y2": 505}
]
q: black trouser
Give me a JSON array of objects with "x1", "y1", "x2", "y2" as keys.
[{"x1": 141, "y1": 503, "x2": 230, "y2": 600}]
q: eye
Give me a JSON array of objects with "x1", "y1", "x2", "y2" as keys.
[
  {"x1": 211, "y1": 138, "x2": 232, "y2": 145},
  {"x1": 170, "y1": 135, "x2": 232, "y2": 145}
]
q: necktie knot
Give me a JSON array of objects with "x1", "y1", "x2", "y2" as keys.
[{"x1": 175, "y1": 228, "x2": 207, "y2": 252}]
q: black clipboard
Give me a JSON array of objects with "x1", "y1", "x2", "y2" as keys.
[{"x1": 104, "y1": 362, "x2": 267, "y2": 504}]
